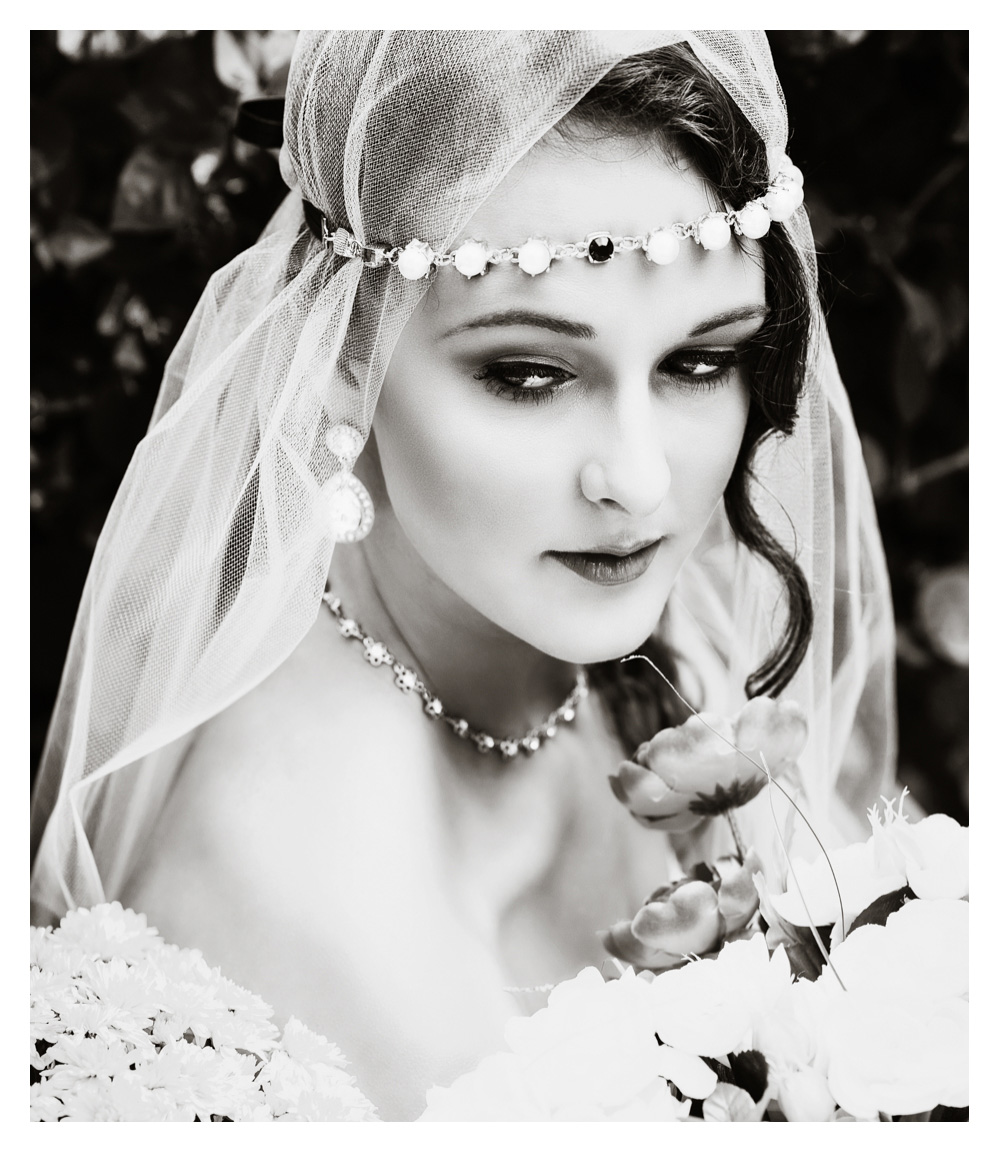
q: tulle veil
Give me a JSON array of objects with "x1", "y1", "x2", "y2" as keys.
[{"x1": 30, "y1": 30, "x2": 896, "y2": 923}]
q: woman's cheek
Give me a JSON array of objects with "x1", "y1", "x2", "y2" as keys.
[
  {"x1": 681, "y1": 386, "x2": 750, "y2": 506},
  {"x1": 374, "y1": 387, "x2": 549, "y2": 566}
]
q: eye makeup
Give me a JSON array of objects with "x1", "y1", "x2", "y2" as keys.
[{"x1": 472, "y1": 343, "x2": 751, "y2": 405}]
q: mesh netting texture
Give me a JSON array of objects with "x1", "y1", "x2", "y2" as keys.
[{"x1": 31, "y1": 30, "x2": 895, "y2": 920}]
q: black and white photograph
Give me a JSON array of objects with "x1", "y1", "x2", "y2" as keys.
[{"x1": 29, "y1": 28, "x2": 969, "y2": 1123}]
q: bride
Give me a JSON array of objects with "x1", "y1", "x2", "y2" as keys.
[{"x1": 30, "y1": 31, "x2": 897, "y2": 1120}]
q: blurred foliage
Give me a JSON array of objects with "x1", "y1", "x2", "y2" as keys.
[
  {"x1": 769, "y1": 31, "x2": 969, "y2": 822},
  {"x1": 30, "y1": 31, "x2": 968, "y2": 822}
]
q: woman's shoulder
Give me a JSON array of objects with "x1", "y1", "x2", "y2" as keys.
[
  {"x1": 119, "y1": 615, "x2": 452, "y2": 1017},
  {"x1": 126, "y1": 613, "x2": 438, "y2": 904},
  {"x1": 192, "y1": 611, "x2": 421, "y2": 793}
]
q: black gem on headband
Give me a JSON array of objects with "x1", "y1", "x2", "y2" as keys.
[
  {"x1": 587, "y1": 234, "x2": 615, "y2": 264},
  {"x1": 301, "y1": 156, "x2": 805, "y2": 281}
]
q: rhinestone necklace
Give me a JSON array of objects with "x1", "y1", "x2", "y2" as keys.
[{"x1": 322, "y1": 592, "x2": 588, "y2": 759}]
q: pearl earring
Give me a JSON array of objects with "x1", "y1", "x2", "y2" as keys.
[{"x1": 325, "y1": 423, "x2": 374, "y2": 543}]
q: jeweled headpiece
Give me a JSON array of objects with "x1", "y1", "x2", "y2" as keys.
[{"x1": 312, "y1": 153, "x2": 804, "y2": 280}]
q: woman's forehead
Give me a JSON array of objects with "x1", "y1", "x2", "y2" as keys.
[
  {"x1": 456, "y1": 130, "x2": 719, "y2": 249},
  {"x1": 420, "y1": 246, "x2": 766, "y2": 348},
  {"x1": 412, "y1": 131, "x2": 767, "y2": 342}
]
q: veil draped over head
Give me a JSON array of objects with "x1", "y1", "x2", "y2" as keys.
[{"x1": 31, "y1": 30, "x2": 896, "y2": 923}]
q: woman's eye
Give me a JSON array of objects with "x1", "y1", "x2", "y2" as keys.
[
  {"x1": 473, "y1": 360, "x2": 575, "y2": 403},
  {"x1": 660, "y1": 348, "x2": 744, "y2": 387}
]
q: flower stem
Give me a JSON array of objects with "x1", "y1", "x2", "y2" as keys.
[{"x1": 725, "y1": 810, "x2": 746, "y2": 864}]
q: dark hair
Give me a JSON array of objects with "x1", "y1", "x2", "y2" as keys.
[{"x1": 568, "y1": 43, "x2": 814, "y2": 750}]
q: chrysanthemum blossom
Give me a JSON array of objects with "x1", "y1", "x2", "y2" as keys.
[
  {"x1": 609, "y1": 697, "x2": 807, "y2": 831},
  {"x1": 54, "y1": 902, "x2": 160, "y2": 961},
  {"x1": 281, "y1": 1016, "x2": 350, "y2": 1068},
  {"x1": 81, "y1": 955, "x2": 164, "y2": 1019}
]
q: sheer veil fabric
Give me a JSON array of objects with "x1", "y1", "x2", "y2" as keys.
[{"x1": 30, "y1": 30, "x2": 896, "y2": 923}]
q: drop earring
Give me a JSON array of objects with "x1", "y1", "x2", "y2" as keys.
[{"x1": 325, "y1": 423, "x2": 374, "y2": 543}]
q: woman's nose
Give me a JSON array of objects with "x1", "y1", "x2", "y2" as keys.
[{"x1": 578, "y1": 393, "x2": 671, "y2": 518}]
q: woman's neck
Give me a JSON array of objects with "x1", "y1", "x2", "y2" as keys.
[{"x1": 327, "y1": 514, "x2": 579, "y2": 744}]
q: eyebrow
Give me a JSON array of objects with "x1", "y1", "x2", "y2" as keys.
[
  {"x1": 687, "y1": 304, "x2": 770, "y2": 336},
  {"x1": 441, "y1": 309, "x2": 596, "y2": 340},
  {"x1": 440, "y1": 302, "x2": 770, "y2": 342}
]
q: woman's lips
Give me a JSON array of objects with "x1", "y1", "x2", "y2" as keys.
[{"x1": 546, "y1": 539, "x2": 663, "y2": 586}]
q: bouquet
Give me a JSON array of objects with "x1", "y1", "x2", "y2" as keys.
[
  {"x1": 421, "y1": 699, "x2": 970, "y2": 1122},
  {"x1": 30, "y1": 698, "x2": 969, "y2": 1122},
  {"x1": 30, "y1": 904, "x2": 378, "y2": 1121}
]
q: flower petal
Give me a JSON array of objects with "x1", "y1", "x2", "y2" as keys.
[
  {"x1": 656, "y1": 1046, "x2": 718, "y2": 1100},
  {"x1": 703, "y1": 1081, "x2": 767, "y2": 1122},
  {"x1": 599, "y1": 922, "x2": 686, "y2": 971},
  {"x1": 687, "y1": 777, "x2": 766, "y2": 816},
  {"x1": 734, "y1": 697, "x2": 808, "y2": 772},
  {"x1": 717, "y1": 851, "x2": 763, "y2": 935},
  {"x1": 632, "y1": 881, "x2": 724, "y2": 956},
  {"x1": 639, "y1": 714, "x2": 737, "y2": 790}
]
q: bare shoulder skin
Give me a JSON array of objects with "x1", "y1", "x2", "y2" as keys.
[{"x1": 122, "y1": 611, "x2": 678, "y2": 1119}]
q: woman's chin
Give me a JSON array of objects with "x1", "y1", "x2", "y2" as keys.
[{"x1": 528, "y1": 605, "x2": 669, "y2": 667}]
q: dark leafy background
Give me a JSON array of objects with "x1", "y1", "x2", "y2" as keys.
[{"x1": 30, "y1": 31, "x2": 968, "y2": 822}]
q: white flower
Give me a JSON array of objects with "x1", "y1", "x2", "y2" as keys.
[
  {"x1": 503, "y1": 966, "x2": 693, "y2": 1112},
  {"x1": 153, "y1": 976, "x2": 242, "y2": 1047},
  {"x1": 203, "y1": 1006, "x2": 279, "y2": 1055},
  {"x1": 649, "y1": 933, "x2": 794, "y2": 1058},
  {"x1": 29, "y1": 1082, "x2": 67, "y2": 1122},
  {"x1": 282, "y1": 1077, "x2": 379, "y2": 1122},
  {"x1": 769, "y1": 797, "x2": 969, "y2": 940},
  {"x1": 767, "y1": 840, "x2": 906, "y2": 940},
  {"x1": 421, "y1": 1049, "x2": 687, "y2": 1122},
  {"x1": 259, "y1": 1047, "x2": 378, "y2": 1121},
  {"x1": 54, "y1": 1077, "x2": 121, "y2": 1121},
  {"x1": 867, "y1": 799, "x2": 968, "y2": 900},
  {"x1": 49, "y1": 999, "x2": 155, "y2": 1051},
  {"x1": 30, "y1": 995, "x2": 61, "y2": 1046},
  {"x1": 140, "y1": 1038, "x2": 261, "y2": 1119},
  {"x1": 777, "y1": 1067, "x2": 837, "y2": 1121},
  {"x1": 281, "y1": 1016, "x2": 349, "y2": 1068},
  {"x1": 31, "y1": 963, "x2": 78, "y2": 1004},
  {"x1": 107, "y1": 1073, "x2": 198, "y2": 1121},
  {"x1": 51, "y1": 1073, "x2": 195, "y2": 1121},
  {"x1": 80, "y1": 955, "x2": 164, "y2": 1020},
  {"x1": 826, "y1": 897, "x2": 968, "y2": 1000},
  {"x1": 217, "y1": 975, "x2": 275, "y2": 1020},
  {"x1": 821, "y1": 992, "x2": 967, "y2": 1119},
  {"x1": 421, "y1": 1052, "x2": 550, "y2": 1120},
  {"x1": 702, "y1": 1081, "x2": 769, "y2": 1122},
  {"x1": 30, "y1": 932, "x2": 84, "y2": 976},
  {"x1": 259, "y1": 1048, "x2": 317, "y2": 1114},
  {"x1": 37, "y1": 1063, "x2": 89, "y2": 1094},
  {"x1": 150, "y1": 941, "x2": 214, "y2": 984},
  {"x1": 46, "y1": 1033, "x2": 136, "y2": 1079},
  {"x1": 32, "y1": 1035, "x2": 55, "y2": 1073},
  {"x1": 794, "y1": 899, "x2": 969, "y2": 1118},
  {"x1": 420, "y1": 968, "x2": 693, "y2": 1120},
  {"x1": 54, "y1": 902, "x2": 160, "y2": 961}
]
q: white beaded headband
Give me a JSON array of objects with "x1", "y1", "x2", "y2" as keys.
[{"x1": 316, "y1": 156, "x2": 804, "y2": 281}]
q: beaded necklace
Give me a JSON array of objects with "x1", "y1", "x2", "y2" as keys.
[{"x1": 322, "y1": 592, "x2": 588, "y2": 759}]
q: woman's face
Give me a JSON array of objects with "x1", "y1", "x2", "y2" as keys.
[{"x1": 369, "y1": 130, "x2": 765, "y2": 664}]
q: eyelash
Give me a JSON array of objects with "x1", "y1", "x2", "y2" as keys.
[{"x1": 473, "y1": 348, "x2": 749, "y2": 405}]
